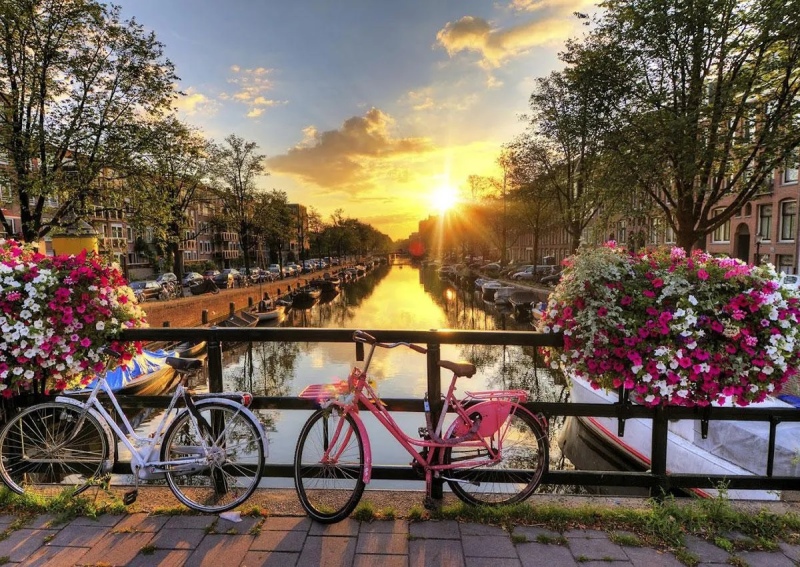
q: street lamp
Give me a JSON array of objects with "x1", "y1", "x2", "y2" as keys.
[{"x1": 755, "y1": 235, "x2": 762, "y2": 265}]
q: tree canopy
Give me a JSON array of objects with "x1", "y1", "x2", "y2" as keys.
[{"x1": 0, "y1": 0, "x2": 177, "y2": 241}]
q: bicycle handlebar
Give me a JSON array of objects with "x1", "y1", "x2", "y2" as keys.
[{"x1": 352, "y1": 330, "x2": 427, "y2": 354}]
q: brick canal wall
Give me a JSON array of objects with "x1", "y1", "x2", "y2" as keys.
[{"x1": 138, "y1": 280, "x2": 300, "y2": 328}]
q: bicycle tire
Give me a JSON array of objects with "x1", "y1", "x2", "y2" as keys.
[
  {"x1": 0, "y1": 402, "x2": 110, "y2": 500},
  {"x1": 444, "y1": 407, "x2": 547, "y2": 506},
  {"x1": 294, "y1": 409, "x2": 365, "y2": 523},
  {"x1": 161, "y1": 400, "x2": 264, "y2": 513}
]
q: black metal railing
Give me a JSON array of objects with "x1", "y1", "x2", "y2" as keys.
[{"x1": 118, "y1": 327, "x2": 800, "y2": 498}]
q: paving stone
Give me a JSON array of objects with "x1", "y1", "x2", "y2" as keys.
[
  {"x1": 460, "y1": 522, "x2": 508, "y2": 536},
  {"x1": 18, "y1": 544, "x2": 90, "y2": 567},
  {"x1": 622, "y1": 546, "x2": 685, "y2": 567},
  {"x1": 68, "y1": 514, "x2": 124, "y2": 527},
  {"x1": 734, "y1": 550, "x2": 795, "y2": 567},
  {"x1": 0, "y1": 528, "x2": 57, "y2": 562},
  {"x1": 148, "y1": 527, "x2": 207, "y2": 549},
  {"x1": 778, "y1": 541, "x2": 800, "y2": 562},
  {"x1": 46, "y1": 524, "x2": 108, "y2": 548},
  {"x1": 113, "y1": 513, "x2": 170, "y2": 533},
  {"x1": 251, "y1": 529, "x2": 307, "y2": 552},
  {"x1": 462, "y1": 535, "x2": 518, "y2": 558},
  {"x1": 410, "y1": 520, "x2": 461, "y2": 539},
  {"x1": 563, "y1": 528, "x2": 608, "y2": 539},
  {"x1": 512, "y1": 526, "x2": 562, "y2": 542},
  {"x1": 184, "y1": 533, "x2": 255, "y2": 567},
  {"x1": 409, "y1": 538, "x2": 465, "y2": 567},
  {"x1": 356, "y1": 531, "x2": 409, "y2": 555},
  {"x1": 517, "y1": 541, "x2": 579, "y2": 567},
  {"x1": 261, "y1": 515, "x2": 312, "y2": 531},
  {"x1": 162, "y1": 515, "x2": 217, "y2": 530},
  {"x1": 125, "y1": 549, "x2": 193, "y2": 567},
  {"x1": 580, "y1": 562, "x2": 633, "y2": 567},
  {"x1": 360, "y1": 519, "x2": 409, "y2": 534},
  {"x1": 214, "y1": 514, "x2": 261, "y2": 535},
  {"x1": 308, "y1": 518, "x2": 360, "y2": 536},
  {"x1": 567, "y1": 536, "x2": 629, "y2": 561},
  {"x1": 25, "y1": 515, "x2": 61, "y2": 530},
  {"x1": 465, "y1": 558, "x2": 522, "y2": 567},
  {"x1": 354, "y1": 553, "x2": 410, "y2": 567},
  {"x1": 683, "y1": 535, "x2": 731, "y2": 564},
  {"x1": 77, "y1": 531, "x2": 155, "y2": 566},
  {"x1": 242, "y1": 550, "x2": 302, "y2": 567},
  {"x1": 296, "y1": 535, "x2": 357, "y2": 567}
]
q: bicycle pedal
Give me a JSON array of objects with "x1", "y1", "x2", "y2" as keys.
[{"x1": 123, "y1": 489, "x2": 138, "y2": 505}]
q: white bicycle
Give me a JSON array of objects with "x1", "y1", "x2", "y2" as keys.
[{"x1": 0, "y1": 357, "x2": 267, "y2": 513}]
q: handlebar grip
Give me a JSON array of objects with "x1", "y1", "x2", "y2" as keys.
[
  {"x1": 353, "y1": 330, "x2": 377, "y2": 344},
  {"x1": 407, "y1": 343, "x2": 427, "y2": 354}
]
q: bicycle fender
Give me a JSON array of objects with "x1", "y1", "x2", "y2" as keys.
[
  {"x1": 54, "y1": 396, "x2": 117, "y2": 469},
  {"x1": 188, "y1": 398, "x2": 269, "y2": 458}
]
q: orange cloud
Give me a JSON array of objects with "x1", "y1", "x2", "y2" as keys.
[
  {"x1": 436, "y1": 9, "x2": 580, "y2": 68},
  {"x1": 267, "y1": 108, "x2": 435, "y2": 189}
]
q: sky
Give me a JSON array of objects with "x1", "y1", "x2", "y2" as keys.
[{"x1": 115, "y1": 0, "x2": 594, "y2": 241}]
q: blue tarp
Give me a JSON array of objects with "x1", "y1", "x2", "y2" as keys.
[{"x1": 73, "y1": 349, "x2": 176, "y2": 391}]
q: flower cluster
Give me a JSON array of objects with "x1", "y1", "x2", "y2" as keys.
[
  {"x1": 538, "y1": 243, "x2": 800, "y2": 407},
  {"x1": 0, "y1": 239, "x2": 147, "y2": 395}
]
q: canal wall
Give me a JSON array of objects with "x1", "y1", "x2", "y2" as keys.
[{"x1": 139, "y1": 280, "x2": 299, "y2": 328}]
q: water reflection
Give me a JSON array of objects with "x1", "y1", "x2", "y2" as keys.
[{"x1": 219, "y1": 262, "x2": 572, "y2": 487}]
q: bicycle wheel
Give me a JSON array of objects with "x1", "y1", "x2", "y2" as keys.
[
  {"x1": 161, "y1": 401, "x2": 264, "y2": 513},
  {"x1": 294, "y1": 408, "x2": 365, "y2": 523},
  {"x1": 0, "y1": 402, "x2": 110, "y2": 500},
  {"x1": 444, "y1": 408, "x2": 547, "y2": 505}
]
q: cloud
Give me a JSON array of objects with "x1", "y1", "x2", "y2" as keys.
[
  {"x1": 436, "y1": 0, "x2": 594, "y2": 69},
  {"x1": 267, "y1": 108, "x2": 435, "y2": 190},
  {"x1": 173, "y1": 87, "x2": 218, "y2": 117},
  {"x1": 219, "y1": 65, "x2": 286, "y2": 118}
]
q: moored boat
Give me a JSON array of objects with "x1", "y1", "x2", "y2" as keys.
[{"x1": 561, "y1": 374, "x2": 800, "y2": 500}]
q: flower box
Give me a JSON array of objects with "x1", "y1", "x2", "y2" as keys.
[
  {"x1": 538, "y1": 243, "x2": 800, "y2": 407},
  {"x1": 0, "y1": 239, "x2": 146, "y2": 401}
]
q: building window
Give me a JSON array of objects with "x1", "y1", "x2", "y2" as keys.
[
  {"x1": 780, "y1": 200, "x2": 797, "y2": 241},
  {"x1": 758, "y1": 205, "x2": 772, "y2": 241},
  {"x1": 784, "y1": 151, "x2": 799, "y2": 184},
  {"x1": 712, "y1": 209, "x2": 730, "y2": 243}
]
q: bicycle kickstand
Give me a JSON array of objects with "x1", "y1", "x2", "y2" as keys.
[
  {"x1": 124, "y1": 468, "x2": 141, "y2": 505},
  {"x1": 423, "y1": 470, "x2": 441, "y2": 511}
]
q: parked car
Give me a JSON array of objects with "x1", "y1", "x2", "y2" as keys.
[
  {"x1": 182, "y1": 272, "x2": 204, "y2": 287},
  {"x1": 155, "y1": 272, "x2": 178, "y2": 285},
  {"x1": 203, "y1": 269, "x2": 220, "y2": 280},
  {"x1": 268, "y1": 264, "x2": 282, "y2": 279},
  {"x1": 511, "y1": 267, "x2": 537, "y2": 280},
  {"x1": 539, "y1": 270, "x2": 563, "y2": 287},
  {"x1": 129, "y1": 280, "x2": 164, "y2": 302},
  {"x1": 480, "y1": 262, "x2": 502, "y2": 275},
  {"x1": 780, "y1": 273, "x2": 799, "y2": 290},
  {"x1": 213, "y1": 268, "x2": 241, "y2": 289}
]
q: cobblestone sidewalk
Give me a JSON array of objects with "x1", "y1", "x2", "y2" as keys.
[{"x1": 1, "y1": 512, "x2": 799, "y2": 567}]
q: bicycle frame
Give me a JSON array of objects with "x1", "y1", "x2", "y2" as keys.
[
  {"x1": 307, "y1": 342, "x2": 539, "y2": 486},
  {"x1": 56, "y1": 376, "x2": 218, "y2": 479}
]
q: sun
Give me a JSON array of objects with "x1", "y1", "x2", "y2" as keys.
[{"x1": 431, "y1": 185, "x2": 458, "y2": 214}]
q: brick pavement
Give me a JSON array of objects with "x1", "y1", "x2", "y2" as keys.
[{"x1": 1, "y1": 512, "x2": 798, "y2": 567}]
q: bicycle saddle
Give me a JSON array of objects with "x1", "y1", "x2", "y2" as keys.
[{"x1": 438, "y1": 360, "x2": 476, "y2": 378}]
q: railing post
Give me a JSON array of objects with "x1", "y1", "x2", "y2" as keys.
[
  {"x1": 201, "y1": 310, "x2": 208, "y2": 325},
  {"x1": 207, "y1": 330, "x2": 223, "y2": 393},
  {"x1": 426, "y1": 336, "x2": 443, "y2": 500},
  {"x1": 650, "y1": 405, "x2": 669, "y2": 499}
]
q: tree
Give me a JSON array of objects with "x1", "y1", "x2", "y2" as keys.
[
  {"x1": 515, "y1": 36, "x2": 626, "y2": 254},
  {"x1": 253, "y1": 189, "x2": 292, "y2": 268},
  {"x1": 125, "y1": 117, "x2": 213, "y2": 277},
  {"x1": 592, "y1": 0, "x2": 800, "y2": 250},
  {"x1": 0, "y1": 0, "x2": 177, "y2": 241},
  {"x1": 209, "y1": 134, "x2": 266, "y2": 273},
  {"x1": 306, "y1": 207, "x2": 328, "y2": 261}
]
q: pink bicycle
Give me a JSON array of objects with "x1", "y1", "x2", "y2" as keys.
[{"x1": 294, "y1": 330, "x2": 549, "y2": 523}]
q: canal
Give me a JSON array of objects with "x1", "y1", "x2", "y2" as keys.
[{"x1": 211, "y1": 261, "x2": 573, "y2": 491}]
